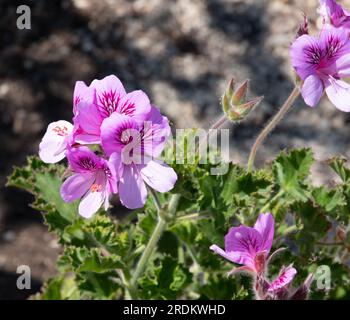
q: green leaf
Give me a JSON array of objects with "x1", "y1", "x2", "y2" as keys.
[
  {"x1": 34, "y1": 275, "x2": 80, "y2": 300},
  {"x1": 312, "y1": 186, "x2": 346, "y2": 213},
  {"x1": 138, "y1": 256, "x2": 192, "y2": 299},
  {"x1": 65, "y1": 247, "x2": 123, "y2": 273},
  {"x1": 36, "y1": 172, "x2": 77, "y2": 222},
  {"x1": 273, "y1": 148, "x2": 314, "y2": 202},
  {"x1": 328, "y1": 157, "x2": 350, "y2": 183}
]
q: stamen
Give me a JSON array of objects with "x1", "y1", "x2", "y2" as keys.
[
  {"x1": 52, "y1": 125, "x2": 69, "y2": 136},
  {"x1": 90, "y1": 183, "x2": 102, "y2": 193}
]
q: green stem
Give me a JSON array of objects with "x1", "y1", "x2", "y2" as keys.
[
  {"x1": 196, "y1": 113, "x2": 230, "y2": 156},
  {"x1": 175, "y1": 212, "x2": 211, "y2": 222},
  {"x1": 260, "y1": 190, "x2": 284, "y2": 213},
  {"x1": 130, "y1": 193, "x2": 181, "y2": 292},
  {"x1": 148, "y1": 186, "x2": 162, "y2": 212},
  {"x1": 247, "y1": 86, "x2": 300, "y2": 172}
]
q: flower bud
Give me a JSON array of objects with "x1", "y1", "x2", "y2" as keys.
[
  {"x1": 232, "y1": 80, "x2": 249, "y2": 106},
  {"x1": 290, "y1": 273, "x2": 314, "y2": 300},
  {"x1": 296, "y1": 14, "x2": 309, "y2": 38},
  {"x1": 221, "y1": 78, "x2": 263, "y2": 122}
]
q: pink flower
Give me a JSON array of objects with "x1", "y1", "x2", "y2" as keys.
[
  {"x1": 318, "y1": 0, "x2": 350, "y2": 29},
  {"x1": 290, "y1": 27, "x2": 350, "y2": 111},
  {"x1": 210, "y1": 213, "x2": 304, "y2": 299},
  {"x1": 39, "y1": 120, "x2": 74, "y2": 163},
  {"x1": 60, "y1": 146, "x2": 118, "y2": 218},
  {"x1": 73, "y1": 75, "x2": 151, "y2": 144},
  {"x1": 100, "y1": 106, "x2": 177, "y2": 209},
  {"x1": 210, "y1": 213, "x2": 274, "y2": 275}
]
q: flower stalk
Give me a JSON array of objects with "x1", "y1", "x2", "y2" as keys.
[
  {"x1": 247, "y1": 86, "x2": 300, "y2": 172},
  {"x1": 130, "y1": 193, "x2": 181, "y2": 294}
]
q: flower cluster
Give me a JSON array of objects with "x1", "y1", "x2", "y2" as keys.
[
  {"x1": 290, "y1": 0, "x2": 350, "y2": 111},
  {"x1": 210, "y1": 213, "x2": 313, "y2": 300},
  {"x1": 39, "y1": 75, "x2": 177, "y2": 217}
]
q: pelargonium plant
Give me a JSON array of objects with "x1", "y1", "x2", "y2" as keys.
[{"x1": 6, "y1": 0, "x2": 350, "y2": 300}]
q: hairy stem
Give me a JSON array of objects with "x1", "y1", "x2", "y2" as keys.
[
  {"x1": 211, "y1": 114, "x2": 228, "y2": 130},
  {"x1": 130, "y1": 193, "x2": 181, "y2": 293},
  {"x1": 247, "y1": 86, "x2": 300, "y2": 171}
]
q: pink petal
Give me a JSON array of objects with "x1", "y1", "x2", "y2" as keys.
[
  {"x1": 139, "y1": 160, "x2": 177, "y2": 193},
  {"x1": 268, "y1": 265, "x2": 297, "y2": 292},
  {"x1": 90, "y1": 75, "x2": 126, "y2": 118},
  {"x1": 301, "y1": 75, "x2": 324, "y2": 107},
  {"x1": 142, "y1": 105, "x2": 171, "y2": 158},
  {"x1": 100, "y1": 113, "x2": 140, "y2": 157},
  {"x1": 74, "y1": 133, "x2": 101, "y2": 145},
  {"x1": 253, "y1": 213, "x2": 275, "y2": 254},
  {"x1": 39, "y1": 121, "x2": 73, "y2": 163},
  {"x1": 73, "y1": 81, "x2": 95, "y2": 114},
  {"x1": 109, "y1": 152, "x2": 123, "y2": 177},
  {"x1": 210, "y1": 244, "x2": 237, "y2": 263},
  {"x1": 117, "y1": 90, "x2": 151, "y2": 124},
  {"x1": 60, "y1": 173, "x2": 94, "y2": 202},
  {"x1": 225, "y1": 226, "x2": 263, "y2": 268},
  {"x1": 336, "y1": 53, "x2": 350, "y2": 77},
  {"x1": 325, "y1": 78, "x2": 350, "y2": 112},
  {"x1": 74, "y1": 99, "x2": 103, "y2": 142},
  {"x1": 119, "y1": 164, "x2": 147, "y2": 209},
  {"x1": 66, "y1": 146, "x2": 102, "y2": 174},
  {"x1": 107, "y1": 152, "x2": 122, "y2": 194},
  {"x1": 290, "y1": 34, "x2": 320, "y2": 80}
]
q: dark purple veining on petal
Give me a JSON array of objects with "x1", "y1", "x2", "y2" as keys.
[
  {"x1": 304, "y1": 44, "x2": 323, "y2": 65},
  {"x1": 97, "y1": 90, "x2": 121, "y2": 118},
  {"x1": 77, "y1": 156, "x2": 99, "y2": 171}
]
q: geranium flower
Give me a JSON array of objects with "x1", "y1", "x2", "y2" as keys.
[
  {"x1": 100, "y1": 105, "x2": 177, "y2": 209},
  {"x1": 210, "y1": 213, "x2": 274, "y2": 275},
  {"x1": 318, "y1": 0, "x2": 350, "y2": 29},
  {"x1": 210, "y1": 213, "x2": 315, "y2": 300},
  {"x1": 39, "y1": 120, "x2": 74, "y2": 163},
  {"x1": 73, "y1": 75, "x2": 151, "y2": 144},
  {"x1": 290, "y1": 27, "x2": 350, "y2": 111},
  {"x1": 60, "y1": 146, "x2": 118, "y2": 218}
]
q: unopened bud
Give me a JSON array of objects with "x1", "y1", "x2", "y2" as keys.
[
  {"x1": 232, "y1": 79, "x2": 249, "y2": 106},
  {"x1": 222, "y1": 93, "x2": 230, "y2": 114},
  {"x1": 290, "y1": 273, "x2": 314, "y2": 300},
  {"x1": 221, "y1": 78, "x2": 263, "y2": 122},
  {"x1": 237, "y1": 96, "x2": 264, "y2": 118},
  {"x1": 226, "y1": 78, "x2": 236, "y2": 98},
  {"x1": 296, "y1": 14, "x2": 309, "y2": 38}
]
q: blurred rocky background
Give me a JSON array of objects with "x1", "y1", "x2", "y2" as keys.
[{"x1": 1, "y1": 0, "x2": 350, "y2": 299}]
